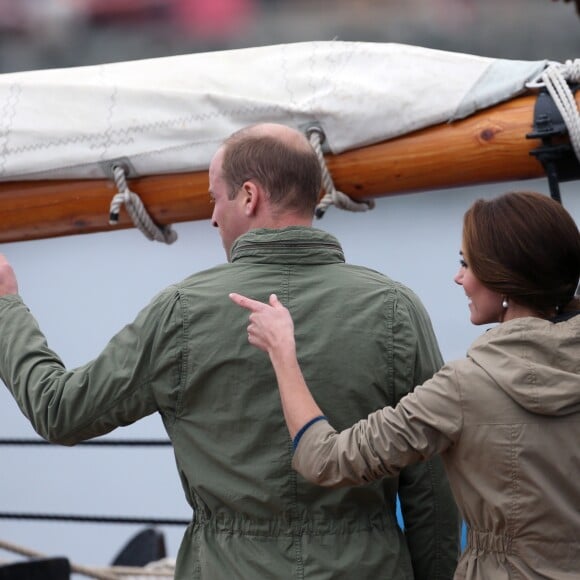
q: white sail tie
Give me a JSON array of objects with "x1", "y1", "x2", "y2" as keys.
[
  {"x1": 306, "y1": 126, "x2": 375, "y2": 218},
  {"x1": 109, "y1": 166, "x2": 177, "y2": 244},
  {"x1": 527, "y1": 59, "x2": 580, "y2": 162}
]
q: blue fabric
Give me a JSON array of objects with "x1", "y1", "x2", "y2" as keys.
[{"x1": 292, "y1": 415, "x2": 328, "y2": 451}]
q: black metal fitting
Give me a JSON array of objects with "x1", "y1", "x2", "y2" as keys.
[{"x1": 527, "y1": 84, "x2": 580, "y2": 204}]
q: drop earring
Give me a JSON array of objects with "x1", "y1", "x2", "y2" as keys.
[{"x1": 502, "y1": 297, "x2": 509, "y2": 309}]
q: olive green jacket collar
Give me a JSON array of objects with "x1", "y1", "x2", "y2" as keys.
[{"x1": 230, "y1": 227, "x2": 345, "y2": 265}]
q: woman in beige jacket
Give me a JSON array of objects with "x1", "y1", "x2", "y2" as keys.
[{"x1": 231, "y1": 191, "x2": 580, "y2": 579}]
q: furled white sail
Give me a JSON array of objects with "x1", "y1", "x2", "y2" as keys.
[{"x1": 0, "y1": 41, "x2": 547, "y2": 181}]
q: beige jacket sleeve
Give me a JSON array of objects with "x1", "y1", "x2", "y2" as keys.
[{"x1": 292, "y1": 363, "x2": 463, "y2": 486}]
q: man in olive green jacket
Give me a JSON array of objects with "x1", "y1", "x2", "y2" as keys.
[{"x1": 0, "y1": 123, "x2": 459, "y2": 578}]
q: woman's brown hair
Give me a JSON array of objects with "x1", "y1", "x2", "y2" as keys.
[{"x1": 462, "y1": 191, "x2": 580, "y2": 315}]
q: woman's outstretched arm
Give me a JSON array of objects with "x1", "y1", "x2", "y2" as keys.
[{"x1": 229, "y1": 292, "x2": 325, "y2": 441}]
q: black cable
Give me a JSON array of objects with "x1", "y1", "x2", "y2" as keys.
[
  {"x1": 0, "y1": 439, "x2": 171, "y2": 446},
  {"x1": 0, "y1": 512, "x2": 189, "y2": 526},
  {"x1": 0, "y1": 440, "x2": 185, "y2": 525}
]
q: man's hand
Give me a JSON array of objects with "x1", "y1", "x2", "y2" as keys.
[{"x1": 0, "y1": 254, "x2": 19, "y2": 296}]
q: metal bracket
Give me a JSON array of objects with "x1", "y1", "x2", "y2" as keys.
[
  {"x1": 99, "y1": 157, "x2": 138, "y2": 181},
  {"x1": 527, "y1": 85, "x2": 580, "y2": 203}
]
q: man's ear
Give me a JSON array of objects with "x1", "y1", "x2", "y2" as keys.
[{"x1": 241, "y1": 181, "x2": 260, "y2": 217}]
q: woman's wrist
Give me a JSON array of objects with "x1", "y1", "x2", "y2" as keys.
[{"x1": 268, "y1": 336, "x2": 296, "y2": 366}]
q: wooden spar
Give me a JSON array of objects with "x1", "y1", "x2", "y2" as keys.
[{"x1": 0, "y1": 90, "x2": 577, "y2": 244}]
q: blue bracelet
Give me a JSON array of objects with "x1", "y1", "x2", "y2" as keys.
[{"x1": 292, "y1": 415, "x2": 328, "y2": 451}]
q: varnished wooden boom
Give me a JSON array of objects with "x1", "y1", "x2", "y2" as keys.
[{"x1": 0, "y1": 91, "x2": 576, "y2": 244}]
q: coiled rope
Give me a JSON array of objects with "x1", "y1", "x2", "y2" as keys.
[
  {"x1": 527, "y1": 59, "x2": 580, "y2": 162},
  {"x1": 306, "y1": 125, "x2": 375, "y2": 218},
  {"x1": 109, "y1": 165, "x2": 177, "y2": 244},
  {"x1": 0, "y1": 538, "x2": 174, "y2": 579}
]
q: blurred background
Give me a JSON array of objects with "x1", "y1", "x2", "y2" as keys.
[
  {"x1": 0, "y1": 0, "x2": 579, "y2": 577},
  {"x1": 0, "y1": 0, "x2": 580, "y2": 73}
]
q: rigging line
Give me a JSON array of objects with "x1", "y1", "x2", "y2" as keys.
[
  {"x1": 0, "y1": 438, "x2": 171, "y2": 446},
  {"x1": 528, "y1": 59, "x2": 580, "y2": 160},
  {"x1": 304, "y1": 124, "x2": 375, "y2": 218},
  {"x1": 0, "y1": 538, "x2": 174, "y2": 579},
  {"x1": 109, "y1": 164, "x2": 178, "y2": 244},
  {"x1": 0, "y1": 512, "x2": 189, "y2": 526}
]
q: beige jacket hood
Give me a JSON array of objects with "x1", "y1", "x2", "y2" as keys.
[{"x1": 469, "y1": 315, "x2": 580, "y2": 417}]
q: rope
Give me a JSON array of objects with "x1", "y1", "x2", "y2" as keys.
[
  {"x1": 0, "y1": 539, "x2": 175, "y2": 578},
  {"x1": 0, "y1": 438, "x2": 171, "y2": 446},
  {"x1": 0, "y1": 538, "x2": 118, "y2": 579},
  {"x1": 109, "y1": 165, "x2": 178, "y2": 244},
  {"x1": 0, "y1": 512, "x2": 189, "y2": 526},
  {"x1": 306, "y1": 126, "x2": 375, "y2": 218},
  {"x1": 527, "y1": 59, "x2": 580, "y2": 161}
]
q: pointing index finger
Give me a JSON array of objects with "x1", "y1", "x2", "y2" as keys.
[{"x1": 229, "y1": 292, "x2": 266, "y2": 312}]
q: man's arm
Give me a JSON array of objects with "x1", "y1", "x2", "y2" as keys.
[
  {"x1": 398, "y1": 457, "x2": 460, "y2": 579},
  {"x1": 393, "y1": 289, "x2": 460, "y2": 580},
  {"x1": 0, "y1": 254, "x2": 173, "y2": 444}
]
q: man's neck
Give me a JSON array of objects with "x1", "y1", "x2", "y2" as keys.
[{"x1": 255, "y1": 214, "x2": 314, "y2": 230}]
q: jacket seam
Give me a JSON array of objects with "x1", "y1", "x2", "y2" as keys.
[
  {"x1": 383, "y1": 290, "x2": 395, "y2": 405},
  {"x1": 284, "y1": 264, "x2": 304, "y2": 580},
  {"x1": 172, "y1": 288, "x2": 189, "y2": 423}
]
